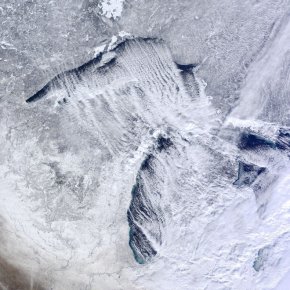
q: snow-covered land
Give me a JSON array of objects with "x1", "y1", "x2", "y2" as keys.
[{"x1": 0, "y1": 1, "x2": 290, "y2": 289}]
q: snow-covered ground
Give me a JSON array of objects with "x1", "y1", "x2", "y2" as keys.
[{"x1": 1, "y1": 1, "x2": 290, "y2": 290}]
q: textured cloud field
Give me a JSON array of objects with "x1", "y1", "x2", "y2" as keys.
[{"x1": 0, "y1": 1, "x2": 290, "y2": 290}]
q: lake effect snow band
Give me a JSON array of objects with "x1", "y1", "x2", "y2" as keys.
[
  {"x1": 2, "y1": 36, "x2": 289, "y2": 289},
  {"x1": 25, "y1": 37, "x2": 192, "y2": 266}
]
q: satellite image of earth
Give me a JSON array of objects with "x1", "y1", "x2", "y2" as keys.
[{"x1": 0, "y1": 0, "x2": 290, "y2": 289}]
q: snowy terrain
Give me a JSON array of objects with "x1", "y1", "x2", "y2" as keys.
[{"x1": 0, "y1": 1, "x2": 290, "y2": 290}]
